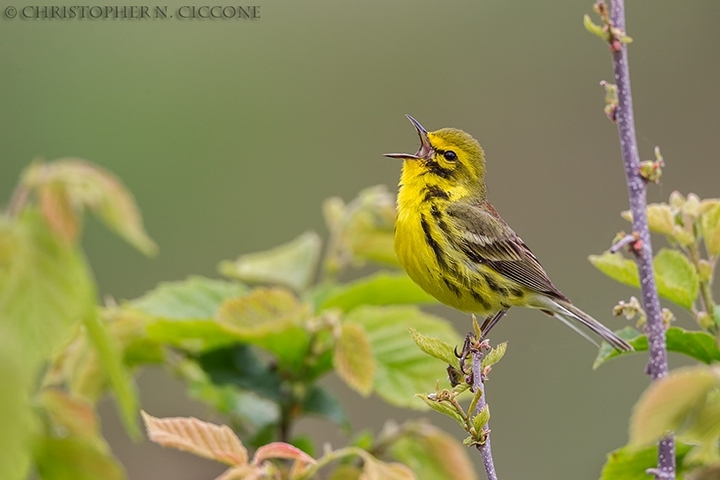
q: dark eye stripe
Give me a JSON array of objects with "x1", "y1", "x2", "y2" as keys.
[{"x1": 423, "y1": 159, "x2": 454, "y2": 178}]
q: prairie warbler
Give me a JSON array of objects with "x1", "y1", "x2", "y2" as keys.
[{"x1": 385, "y1": 115, "x2": 631, "y2": 352}]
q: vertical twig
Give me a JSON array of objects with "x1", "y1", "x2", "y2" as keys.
[
  {"x1": 608, "y1": 0, "x2": 675, "y2": 477},
  {"x1": 472, "y1": 344, "x2": 498, "y2": 480}
]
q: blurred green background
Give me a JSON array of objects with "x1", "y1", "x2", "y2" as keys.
[{"x1": 1, "y1": 0, "x2": 719, "y2": 478}]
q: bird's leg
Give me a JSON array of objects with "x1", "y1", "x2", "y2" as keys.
[
  {"x1": 480, "y1": 310, "x2": 507, "y2": 339},
  {"x1": 454, "y1": 311, "x2": 507, "y2": 375}
]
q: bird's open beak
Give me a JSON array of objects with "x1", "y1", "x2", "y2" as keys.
[{"x1": 384, "y1": 114, "x2": 432, "y2": 160}]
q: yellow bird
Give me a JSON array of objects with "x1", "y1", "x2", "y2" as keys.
[{"x1": 385, "y1": 115, "x2": 631, "y2": 352}]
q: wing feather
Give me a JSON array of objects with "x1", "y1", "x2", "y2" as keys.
[{"x1": 445, "y1": 201, "x2": 567, "y2": 300}]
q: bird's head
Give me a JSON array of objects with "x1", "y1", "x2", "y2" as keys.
[{"x1": 385, "y1": 115, "x2": 486, "y2": 194}]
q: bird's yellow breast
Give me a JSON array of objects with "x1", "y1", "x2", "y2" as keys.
[{"x1": 394, "y1": 174, "x2": 513, "y2": 315}]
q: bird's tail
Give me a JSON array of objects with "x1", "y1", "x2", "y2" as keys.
[{"x1": 543, "y1": 298, "x2": 633, "y2": 352}]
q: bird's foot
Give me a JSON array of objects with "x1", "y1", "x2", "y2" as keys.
[
  {"x1": 454, "y1": 332, "x2": 474, "y2": 375},
  {"x1": 454, "y1": 330, "x2": 492, "y2": 377}
]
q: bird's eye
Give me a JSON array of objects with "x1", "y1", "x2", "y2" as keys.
[{"x1": 443, "y1": 150, "x2": 457, "y2": 162}]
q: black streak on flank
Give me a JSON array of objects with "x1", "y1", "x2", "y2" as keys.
[
  {"x1": 510, "y1": 287, "x2": 524, "y2": 298},
  {"x1": 470, "y1": 289, "x2": 491, "y2": 310},
  {"x1": 430, "y1": 205, "x2": 443, "y2": 219},
  {"x1": 423, "y1": 185, "x2": 450, "y2": 202},
  {"x1": 421, "y1": 214, "x2": 446, "y2": 269},
  {"x1": 442, "y1": 277, "x2": 462, "y2": 298},
  {"x1": 430, "y1": 205, "x2": 452, "y2": 237},
  {"x1": 484, "y1": 273, "x2": 509, "y2": 297}
]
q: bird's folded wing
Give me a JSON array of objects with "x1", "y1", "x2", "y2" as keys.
[{"x1": 445, "y1": 201, "x2": 566, "y2": 300}]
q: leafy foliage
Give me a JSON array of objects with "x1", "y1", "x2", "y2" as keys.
[
  {"x1": 345, "y1": 306, "x2": 462, "y2": 409},
  {"x1": 589, "y1": 191, "x2": 720, "y2": 478},
  {"x1": 22, "y1": 156, "x2": 720, "y2": 480},
  {"x1": 389, "y1": 423, "x2": 478, "y2": 480},
  {"x1": 0, "y1": 159, "x2": 157, "y2": 480},
  {"x1": 589, "y1": 248, "x2": 699, "y2": 310},
  {"x1": 599, "y1": 443, "x2": 692, "y2": 480},
  {"x1": 1, "y1": 162, "x2": 482, "y2": 479},
  {"x1": 0, "y1": 210, "x2": 96, "y2": 369},
  {"x1": 23, "y1": 159, "x2": 157, "y2": 255},
  {"x1": 0, "y1": 331, "x2": 33, "y2": 480},
  {"x1": 318, "y1": 272, "x2": 437, "y2": 313},
  {"x1": 334, "y1": 322, "x2": 376, "y2": 396},
  {"x1": 218, "y1": 232, "x2": 321, "y2": 292},
  {"x1": 593, "y1": 326, "x2": 720, "y2": 368}
]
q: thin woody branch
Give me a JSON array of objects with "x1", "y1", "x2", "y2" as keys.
[
  {"x1": 605, "y1": 0, "x2": 675, "y2": 477},
  {"x1": 610, "y1": 232, "x2": 639, "y2": 254},
  {"x1": 471, "y1": 343, "x2": 498, "y2": 480}
]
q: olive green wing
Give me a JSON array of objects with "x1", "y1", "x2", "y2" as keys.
[{"x1": 445, "y1": 201, "x2": 567, "y2": 300}]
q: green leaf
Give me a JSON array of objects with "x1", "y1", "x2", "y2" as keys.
[
  {"x1": 589, "y1": 249, "x2": 700, "y2": 309},
  {"x1": 328, "y1": 465, "x2": 363, "y2": 480},
  {"x1": 594, "y1": 326, "x2": 720, "y2": 369},
  {"x1": 47, "y1": 311, "x2": 157, "y2": 403},
  {"x1": 468, "y1": 389, "x2": 483, "y2": 418},
  {"x1": 319, "y1": 272, "x2": 438, "y2": 313},
  {"x1": 334, "y1": 322, "x2": 376, "y2": 396},
  {"x1": 35, "y1": 437, "x2": 125, "y2": 480},
  {"x1": 654, "y1": 249, "x2": 699, "y2": 309},
  {"x1": 350, "y1": 430, "x2": 375, "y2": 451},
  {"x1": 196, "y1": 350, "x2": 350, "y2": 436},
  {"x1": 599, "y1": 442, "x2": 692, "y2": 480},
  {"x1": 472, "y1": 404, "x2": 490, "y2": 433},
  {"x1": 178, "y1": 361, "x2": 280, "y2": 434},
  {"x1": 409, "y1": 328, "x2": 460, "y2": 370},
  {"x1": 701, "y1": 202, "x2": 720, "y2": 256},
  {"x1": 302, "y1": 385, "x2": 350, "y2": 430},
  {"x1": 216, "y1": 287, "x2": 311, "y2": 367},
  {"x1": 583, "y1": 14, "x2": 607, "y2": 41},
  {"x1": 132, "y1": 276, "x2": 248, "y2": 319},
  {"x1": 589, "y1": 252, "x2": 639, "y2": 288},
  {"x1": 630, "y1": 365, "x2": 720, "y2": 447},
  {"x1": 622, "y1": 204, "x2": 676, "y2": 236},
  {"x1": 0, "y1": 329, "x2": 33, "y2": 480},
  {"x1": 0, "y1": 211, "x2": 96, "y2": 371},
  {"x1": 305, "y1": 345, "x2": 335, "y2": 382},
  {"x1": 132, "y1": 276, "x2": 249, "y2": 352},
  {"x1": 322, "y1": 186, "x2": 399, "y2": 272},
  {"x1": 481, "y1": 342, "x2": 508, "y2": 370},
  {"x1": 290, "y1": 435, "x2": 316, "y2": 457},
  {"x1": 359, "y1": 452, "x2": 416, "y2": 480},
  {"x1": 196, "y1": 345, "x2": 282, "y2": 401},
  {"x1": 415, "y1": 394, "x2": 466, "y2": 427},
  {"x1": 683, "y1": 395, "x2": 720, "y2": 448},
  {"x1": 344, "y1": 306, "x2": 463, "y2": 409},
  {"x1": 144, "y1": 319, "x2": 236, "y2": 352},
  {"x1": 23, "y1": 158, "x2": 157, "y2": 256},
  {"x1": 218, "y1": 231, "x2": 321, "y2": 292},
  {"x1": 109, "y1": 311, "x2": 165, "y2": 367},
  {"x1": 647, "y1": 204, "x2": 675, "y2": 236},
  {"x1": 83, "y1": 310, "x2": 140, "y2": 439},
  {"x1": 390, "y1": 422, "x2": 478, "y2": 480}
]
